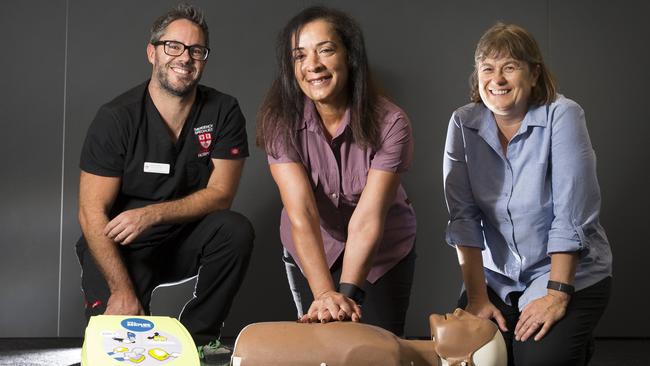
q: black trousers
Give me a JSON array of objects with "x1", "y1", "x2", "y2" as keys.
[
  {"x1": 283, "y1": 247, "x2": 416, "y2": 336},
  {"x1": 76, "y1": 210, "x2": 254, "y2": 345},
  {"x1": 458, "y1": 276, "x2": 611, "y2": 366}
]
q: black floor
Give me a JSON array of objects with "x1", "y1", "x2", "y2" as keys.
[{"x1": 0, "y1": 337, "x2": 648, "y2": 365}]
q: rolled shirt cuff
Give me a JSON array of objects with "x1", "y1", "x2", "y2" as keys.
[
  {"x1": 445, "y1": 219, "x2": 485, "y2": 249},
  {"x1": 547, "y1": 225, "x2": 588, "y2": 254}
]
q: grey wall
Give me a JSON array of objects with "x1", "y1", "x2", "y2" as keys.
[
  {"x1": 1, "y1": 0, "x2": 648, "y2": 338},
  {"x1": 0, "y1": 1, "x2": 67, "y2": 337}
]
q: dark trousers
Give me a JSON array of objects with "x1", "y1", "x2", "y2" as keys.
[
  {"x1": 458, "y1": 277, "x2": 611, "y2": 366},
  {"x1": 76, "y1": 210, "x2": 254, "y2": 345},
  {"x1": 283, "y1": 248, "x2": 416, "y2": 336}
]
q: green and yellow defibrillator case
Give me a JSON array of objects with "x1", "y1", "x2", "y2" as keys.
[{"x1": 81, "y1": 315, "x2": 200, "y2": 365}]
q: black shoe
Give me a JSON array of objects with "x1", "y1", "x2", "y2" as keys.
[{"x1": 198, "y1": 340, "x2": 232, "y2": 365}]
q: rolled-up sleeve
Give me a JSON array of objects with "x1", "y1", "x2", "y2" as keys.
[
  {"x1": 443, "y1": 113, "x2": 485, "y2": 248},
  {"x1": 267, "y1": 137, "x2": 301, "y2": 165},
  {"x1": 370, "y1": 114, "x2": 413, "y2": 173},
  {"x1": 547, "y1": 102, "x2": 602, "y2": 254}
]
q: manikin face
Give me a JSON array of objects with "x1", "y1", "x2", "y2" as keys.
[
  {"x1": 430, "y1": 308, "x2": 489, "y2": 341},
  {"x1": 292, "y1": 19, "x2": 349, "y2": 109},
  {"x1": 147, "y1": 19, "x2": 207, "y2": 97},
  {"x1": 476, "y1": 55, "x2": 539, "y2": 123},
  {"x1": 430, "y1": 308, "x2": 498, "y2": 365}
]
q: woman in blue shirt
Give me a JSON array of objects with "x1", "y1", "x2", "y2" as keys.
[{"x1": 443, "y1": 23, "x2": 612, "y2": 366}]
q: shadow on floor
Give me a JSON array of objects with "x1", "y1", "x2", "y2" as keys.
[{"x1": 0, "y1": 337, "x2": 648, "y2": 365}]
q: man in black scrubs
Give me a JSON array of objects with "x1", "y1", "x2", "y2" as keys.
[{"x1": 76, "y1": 4, "x2": 252, "y2": 364}]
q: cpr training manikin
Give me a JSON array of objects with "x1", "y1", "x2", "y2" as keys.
[{"x1": 231, "y1": 308, "x2": 507, "y2": 366}]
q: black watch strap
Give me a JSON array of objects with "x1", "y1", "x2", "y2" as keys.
[
  {"x1": 338, "y1": 282, "x2": 365, "y2": 305},
  {"x1": 547, "y1": 280, "x2": 575, "y2": 295}
]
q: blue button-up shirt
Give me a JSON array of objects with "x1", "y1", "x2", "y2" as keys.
[{"x1": 443, "y1": 95, "x2": 612, "y2": 310}]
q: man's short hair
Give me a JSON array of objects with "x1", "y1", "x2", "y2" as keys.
[{"x1": 150, "y1": 3, "x2": 209, "y2": 46}]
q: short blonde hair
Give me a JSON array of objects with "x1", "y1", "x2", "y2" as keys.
[{"x1": 469, "y1": 23, "x2": 557, "y2": 105}]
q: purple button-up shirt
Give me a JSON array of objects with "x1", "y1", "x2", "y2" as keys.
[{"x1": 268, "y1": 98, "x2": 416, "y2": 283}]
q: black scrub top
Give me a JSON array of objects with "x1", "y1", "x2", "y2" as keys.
[{"x1": 80, "y1": 81, "x2": 248, "y2": 245}]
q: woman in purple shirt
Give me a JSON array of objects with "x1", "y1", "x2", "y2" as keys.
[
  {"x1": 444, "y1": 23, "x2": 612, "y2": 365},
  {"x1": 257, "y1": 6, "x2": 416, "y2": 336}
]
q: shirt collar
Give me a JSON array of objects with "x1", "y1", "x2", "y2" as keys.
[
  {"x1": 522, "y1": 103, "x2": 548, "y2": 128},
  {"x1": 300, "y1": 98, "x2": 352, "y2": 139},
  {"x1": 464, "y1": 102, "x2": 548, "y2": 131},
  {"x1": 464, "y1": 103, "x2": 547, "y2": 161}
]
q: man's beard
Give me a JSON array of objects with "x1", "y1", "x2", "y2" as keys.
[{"x1": 155, "y1": 64, "x2": 201, "y2": 97}]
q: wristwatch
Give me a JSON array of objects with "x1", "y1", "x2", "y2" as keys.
[
  {"x1": 338, "y1": 282, "x2": 366, "y2": 305},
  {"x1": 547, "y1": 280, "x2": 575, "y2": 295}
]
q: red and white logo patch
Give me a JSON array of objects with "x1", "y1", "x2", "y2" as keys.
[
  {"x1": 194, "y1": 123, "x2": 215, "y2": 157},
  {"x1": 230, "y1": 147, "x2": 240, "y2": 156},
  {"x1": 198, "y1": 132, "x2": 212, "y2": 149}
]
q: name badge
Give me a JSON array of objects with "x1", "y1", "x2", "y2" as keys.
[{"x1": 143, "y1": 162, "x2": 170, "y2": 174}]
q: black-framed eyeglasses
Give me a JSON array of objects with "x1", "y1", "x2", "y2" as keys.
[{"x1": 152, "y1": 40, "x2": 210, "y2": 61}]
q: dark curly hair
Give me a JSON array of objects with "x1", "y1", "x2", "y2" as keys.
[{"x1": 257, "y1": 6, "x2": 381, "y2": 157}]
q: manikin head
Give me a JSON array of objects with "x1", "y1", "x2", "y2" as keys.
[{"x1": 430, "y1": 308, "x2": 507, "y2": 366}]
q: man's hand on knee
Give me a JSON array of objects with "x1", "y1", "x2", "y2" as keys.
[{"x1": 104, "y1": 207, "x2": 159, "y2": 245}]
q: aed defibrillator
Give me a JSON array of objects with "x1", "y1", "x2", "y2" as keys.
[{"x1": 81, "y1": 315, "x2": 200, "y2": 365}]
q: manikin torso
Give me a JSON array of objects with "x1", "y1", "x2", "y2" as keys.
[{"x1": 231, "y1": 309, "x2": 507, "y2": 366}]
